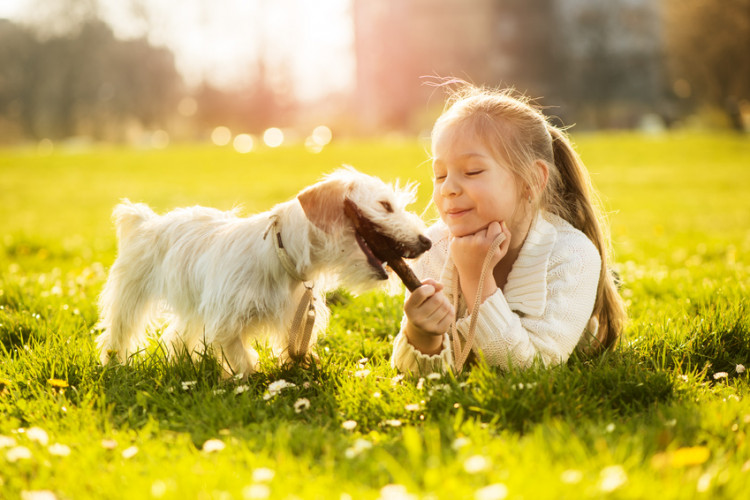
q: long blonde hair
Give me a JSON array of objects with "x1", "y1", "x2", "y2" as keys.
[{"x1": 433, "y1": 83, "x2": 626, "y2": 353}]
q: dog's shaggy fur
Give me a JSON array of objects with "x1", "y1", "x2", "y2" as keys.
[{"x1": 95, "y1": 168, "x2": 430, "y2": 375}]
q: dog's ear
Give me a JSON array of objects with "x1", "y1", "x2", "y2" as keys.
[{"x1": 297, "y1": 177, "x2": 350, "y2": 232}]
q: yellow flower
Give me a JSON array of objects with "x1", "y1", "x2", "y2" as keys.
[
  {"x1": 651, "y1": 446, "x2": 710, "y2": 469},
  {"x1": 671, "y1": 446, "x2": 710, "y2": 467},
  {"x1": 47, "y1": 379, "x2": 69, "y2": 388}
]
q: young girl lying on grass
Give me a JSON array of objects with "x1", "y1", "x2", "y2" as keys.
[{"x1": 392, "y1": 84, "x2": 626, "y2": 374}]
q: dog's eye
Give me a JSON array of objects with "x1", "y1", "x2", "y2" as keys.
[{"x1": 380, "y1": 201, "x2": 394, "y2": 213}]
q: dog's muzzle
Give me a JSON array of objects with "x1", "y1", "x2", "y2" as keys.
[{"x1": 343, "y1": 197, "x2": 431, "y2": 288}]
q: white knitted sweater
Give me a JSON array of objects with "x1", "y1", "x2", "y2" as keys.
[{"x1": 391, "y1": 211, "x2": 601, "y2": 374}]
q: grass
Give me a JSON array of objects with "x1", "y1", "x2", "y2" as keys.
[{"x1": 1, "y1": 132, "x2": 749, "y2": 499}]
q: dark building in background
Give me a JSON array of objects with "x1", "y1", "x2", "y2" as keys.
[{"x1": 353, "y1": 0, "x2": 665, "y2": 131}]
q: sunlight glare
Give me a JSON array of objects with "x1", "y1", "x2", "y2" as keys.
[
  {"x1": 233, "y1": 134, "x2": 254, "y2": 154},
  {"x1": 263, "y1": 128, "x2": 284, "y2": 148},
  {"x1": 211, "y1": 126, "x2": 232, "y2": 146}
]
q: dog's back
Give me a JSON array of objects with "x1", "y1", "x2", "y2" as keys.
[{"x1": 97, "y1": 202, "x2": 255, "y2": 364}]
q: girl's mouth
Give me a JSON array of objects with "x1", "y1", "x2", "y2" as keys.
[{"x1": 446, "y1": 208, "x2": 471, "y2": 218}]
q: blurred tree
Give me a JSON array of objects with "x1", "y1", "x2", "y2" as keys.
[
  {"x1": 557, "y1": 0, "x2": 664, "y2": 129},
  {"x1": 0, "y1": 19, "x2": 181, "y2": 140},
  {"x1": 0, "y1": 20, "x2": 39, "y2": 138},
  {"x1": 664, "y1": 0, "x2": 750, "y2": 131}
]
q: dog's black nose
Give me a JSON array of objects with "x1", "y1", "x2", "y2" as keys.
[{"x1": 418, "y1": 234, "x2": 431, "y2": 251}]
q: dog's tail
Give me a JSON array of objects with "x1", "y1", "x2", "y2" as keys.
[{"x1": 113, "y1": 200, "x2": 156, "y2": 245}]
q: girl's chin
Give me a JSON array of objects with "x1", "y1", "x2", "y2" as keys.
[{"x1": 446, "y1": 223, "x2": 484, "y2": 238}]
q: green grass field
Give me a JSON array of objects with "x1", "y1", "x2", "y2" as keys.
[{"x1": 1, "y1": 133, "x2": 749, "y2": 499}]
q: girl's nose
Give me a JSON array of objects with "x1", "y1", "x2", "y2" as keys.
[{"x1": 440, "y1": 174, "x2": 460, "y2": 197}]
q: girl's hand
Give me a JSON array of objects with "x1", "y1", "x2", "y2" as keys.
[
  {"x1": 403, "y1": 279, "x2": 454, "y2": 354},
  {"x1": 450, "y1": 221, "x2": 511, "y2": 311}
]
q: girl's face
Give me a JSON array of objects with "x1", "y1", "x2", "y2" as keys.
[{"x1": 432, "y1": 123, "x2": 526, "y2": 238}]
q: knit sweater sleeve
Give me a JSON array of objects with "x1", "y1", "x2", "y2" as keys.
[{"x1": 455, "y1": 227, "x2": 601, "y2": 370}]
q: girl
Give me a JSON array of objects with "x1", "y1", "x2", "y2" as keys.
[{"x1": 392, "y1": 84, "x2": 626, "y2": 374}]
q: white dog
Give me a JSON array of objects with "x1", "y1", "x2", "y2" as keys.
[{"x1": 95, "y1": 167, "x2": 430, "y2": 376}]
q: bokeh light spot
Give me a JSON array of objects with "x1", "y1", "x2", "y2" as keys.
[
  {"x1": 211, "y1": 126, "x2": 232, "y2": 146},
  {"x1": 311, "y1": 125, "x2": 332, "y2": 146},
  {"x1": 233, "y1": 134, "x2": 254, "y2": 154},
  {"x1": 263, "y1": 128, "x2": 284, "y2": 148},
  {"x1": 304, "y1": 136, "x2": 323, "y2": 154}
]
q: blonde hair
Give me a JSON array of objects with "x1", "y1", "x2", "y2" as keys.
[{"x1": 432, "y1": 83, "x2": 626, "y2": 353}]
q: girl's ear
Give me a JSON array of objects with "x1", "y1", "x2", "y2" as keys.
[{"x1": 533, "y1": 160, "x2": 550, "y2": 198}]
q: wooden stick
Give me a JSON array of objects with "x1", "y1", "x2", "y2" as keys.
[
  {"x1": 386, "y1": 256, "x2": 422, "y2": 292},
  {"x1": 344, "y1": 198, "x2": 423, "y2": 291}
]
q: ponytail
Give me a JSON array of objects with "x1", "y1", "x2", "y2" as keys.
[{"x1": 547, "y1": 125, "x2": 626, "y2": 353}]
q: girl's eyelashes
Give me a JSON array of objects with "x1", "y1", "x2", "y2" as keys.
[{"x1": 466, "y1": 170, "x2": 484, "y2": 176}]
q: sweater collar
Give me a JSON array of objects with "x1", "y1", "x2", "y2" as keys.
[
  {"x1": 503, "y1": 212, "x2": 557, "y2": 316},
  {"x1": 440, "y1": 212, "x2": 557, "y2": 317}
]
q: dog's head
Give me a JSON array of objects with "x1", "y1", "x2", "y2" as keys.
[{"x1": 297, "y1": 166, "x2": 430, "y2": 290}]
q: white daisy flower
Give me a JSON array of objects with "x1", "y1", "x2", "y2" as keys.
[
  {"x1": 202, "y1": 439, "x2": 225, "y2": 453},
  {"x1": 341, "y1": 420, "x2": 357, "y2": 430},
  {"x1": 101, "y1": 439, "x2": 117, "y2": 450},
  {"x1": 452, "y1": 437, "x2": 470, "y2": 450},
  {"x1": 599, "y1": 465, "x2": 627, "y2": 492},
  {"x1": 48, "y1": 443, "x2": 71, "y2": 456},
  {"x1": 293, "y1": 398, "x2": 310, "y2": 413},
  {"x1": 242, "y1": 484, "x2": 270, "y2": 499},
  {"x1": 235, "y1": 385, "x2": 250, "y2": 395},
  {"x1": 475, "y1": 483, "x2": 508, "y2": 500},
  {"x1": 345, "y1": 438, "x2": 372, "y2": 459},
  {"x1": 7, "y1": 446, "x2": 32, "y2": 462},
  {"x1": 378, "y1": 484, "x2": 416, "y2": 500},
  {"x1": 0, "y1": 435, "x2": 17, "y2": 448},
  {"x1": 27, "y1": 427, "x2": 49, "y2": 446},
  {"x1": 560, "y1": 469, "x2": 583, "y2": 484},
  {"x1": 252, "y1": 467, "x2": 275, "y2": 482},
  {"x1": 181, "y1": 380, "x2": 197, "y2": 390},
  {"x1": 21, "y1": 490, "x2": 57, "y2": 500},
  {"x1": 267, "y1": 379, "x2": 296, "y2": 395},
  {"x1": 464, "y1": 455, "x2": 490, "y2": 474}
]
